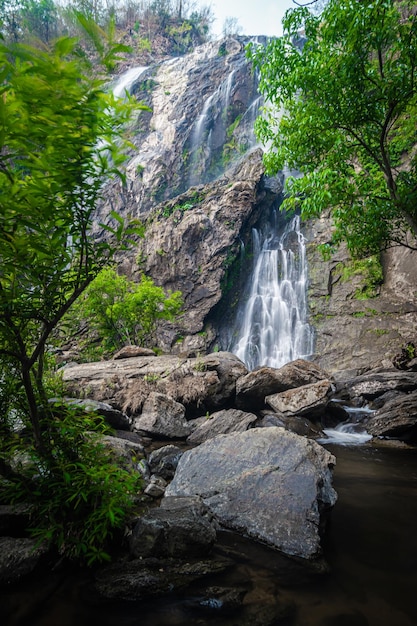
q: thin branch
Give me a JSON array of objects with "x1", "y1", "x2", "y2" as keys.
[{"x1": 292, "y1": 0, "x2": 319, "y2": 6}]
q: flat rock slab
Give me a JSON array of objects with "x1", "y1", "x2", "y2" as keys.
[
  {"x1": 266, "y1": 380, "x2": 333, "y2": 418},
  {"x1": 165, "y1": 427, "x2": 337, "y2": 560}
]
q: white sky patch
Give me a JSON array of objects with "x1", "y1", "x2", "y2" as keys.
[{"x1": 202, "y1": 0, "x2": 296, "y2": 38}]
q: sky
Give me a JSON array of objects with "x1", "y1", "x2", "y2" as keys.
[{"x1": 201, "y1": 0, "x2": 297, "y2": 38}]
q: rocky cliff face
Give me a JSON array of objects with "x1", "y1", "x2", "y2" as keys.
[
  {"x1": 101, "y1": 36, "x2": 263, "y2": 222},
  {"x1": 103, "y1": 36, "x2": 281, "y2": 355},
  {"x1": 99, "y1": 36, "x2": 417, "y2": 374},
  {"x1": 305, "y1": 217, "x2": 417, "y2": 374}
]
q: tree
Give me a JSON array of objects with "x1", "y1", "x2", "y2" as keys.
[
  {"x1": 0, "y1": 0, "x2": 26, "y2": 40},
  {"x1": 222, "y1": 16, "x2": 242, "y2": 37},
  {"x1": 66, "y1": 267, "x2": 182, "y2": 358},
  {"x1": 21, "y1": 0, "x2": 58, "y2": 41},
  {"x1": 248, "y1": 0, "x2": 417, "y2": 258},
  {"x1": 0, "y1": 30, "x2": 143, "y2": 452},
  {"x1": 0, "y1": 26, "x2": 150, "y2": 564}
]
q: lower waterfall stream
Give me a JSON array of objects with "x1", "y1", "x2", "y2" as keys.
[{"x1": 230, "y1": 211, "x2": 314, "y2": 369}]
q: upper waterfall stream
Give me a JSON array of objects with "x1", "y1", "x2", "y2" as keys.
[{"x1": 231, "y1": 212, "x2": 314, "y2": 370}]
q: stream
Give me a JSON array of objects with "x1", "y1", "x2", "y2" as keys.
[{"x1": 3, "y1": 441, "x2": 417, "y2": 626}]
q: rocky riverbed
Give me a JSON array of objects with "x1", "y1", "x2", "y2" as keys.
[{"x1": 2, "y1": 349, "x2": 416, "y2": 610}]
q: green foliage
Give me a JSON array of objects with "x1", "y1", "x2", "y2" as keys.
[
  {"x1": 65, "y1": 267, "x2": 183, "y2": 357},
  {"x1": 338, "y1": 255, "x2": 384, "y2": 299},
  {"x1": 248, "y1": 0, "x2": 417, "y2": 258},
  {"x1": 0, "y1": 30, "x2": 144, "y2": 448},
  {"x1": 0, "y1": 25, "x2": 147, "y2": 565},
  {"x1": 159, "y1": 191, "x2": 203, "y2": 218},
  {"x1": 0, "y1": 404, "x2": 142, "y2": 564},
  {"x1": 0, "y1": 1, "x2": 214, "y2": 56}
]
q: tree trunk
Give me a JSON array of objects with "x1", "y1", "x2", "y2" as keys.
[{"x1": 21, "y1": 363, "x2": 44, "y2": 452}]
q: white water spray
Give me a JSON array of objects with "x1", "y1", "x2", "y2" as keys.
[
  {"x1": 112, "y1": 66, "x2": 147, "y2": 98},
  {"x1": 231, "y1": 213, "x2": 314, "y2": 370}
]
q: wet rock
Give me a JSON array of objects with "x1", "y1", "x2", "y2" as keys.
[
  {"x1": 266, "y1": 380, "x2": 333, "y2": 419},
  {"x1": 0, "y1": 538, "x2": 49, "y2": 584},
  {"x1": 184, "y1": 585, "x2": 246, "y2": 616},
  {"x1": 165, "y1": 427, "x2": 337, "y2": 560},
  {"x1": 187, "y1": 408, "x2": 257, "y2": 444},
  {"x1": 148, "y1": 444, "x2": 184, "y2": 480},
  {"x1": 130, "y1": 496, "x2": 216, "y2": 559},
  {"x1": 366, "y1": 391, "x2": 417, "y2": 441},
  {"x1": 133, "y1": 392, "x2": 191, "y2": 439},
  {"x1": 94, "y1": 555, "x2": 232, "y2": 601},
  {"x1": 336, "y1": 370, "x2": 417, "y2": 402}
]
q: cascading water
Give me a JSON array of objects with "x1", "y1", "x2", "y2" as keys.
[
  {"x1": 112, "y1": 66, "x2": 148, "y2": 98},
  {"x1": 231, "y1": 211, "x2": 314, "y2": 370},
  {"x1": 188, "y1": 62, "x2": 261, "y2": 186}
]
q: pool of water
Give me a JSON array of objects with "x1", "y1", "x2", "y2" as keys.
[{"x1": 2, "y1": 442, "x2": 417, "y2": 626}]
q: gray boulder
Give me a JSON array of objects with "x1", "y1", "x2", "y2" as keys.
[
  {"x1": 366, "y1": 391, "x2": 417, "y2": 441},
  {"x1": 130, "y1": 496, "x2": 216, "y2": 559},
  {"x1": 187, "y1": 408, "x2": 257, "y2": 444},
  {"x1": 256, "y1": 413, "x2": 322, "y2": 438},
  {"x1": 165, "y1": 427, "x2": 337, "y2": 560},
  {"x1": 62, "y1": 352, "x2": 247, "y2": 417},
  {"x1": 50, "y1": 397, "x2": 132, "y2": 430},
  {"x1": 198, "y1": 352, "x2": 248, "y2": 410},
  {"x1": 133, "y1": 392, "x2": 191, "y2": 439},
  {"x1": 335, "y1": 370, "x2": 417, "y2": 402},
  {"x1": 113, "y1": 346, "x2": 156, "y2": 359},
  {"x1": 0, "y1": 537, "x2": 48, "y2": 584},
  {"x1": 236, "y1": 359, "x2": 331, "y2": 411},
  {"x1": 102, "y1": 434, "x2": 145, "y2": 471},
  {"x1": 148, "y1": 445, "x2": 184, "y2": 480},
  {"x1": 266, "y1": 380, "x2": 333, "y2": 419}
]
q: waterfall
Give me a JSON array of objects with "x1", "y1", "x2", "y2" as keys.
[
  {"x1": 188, "y1": 65, "x2": 256, "y2": 185},
  {"x1": 231, "y1": 212, "x2": 314, "y2": 370},
  {"x1": 111, "y1": 66, "x2": 147, "y2": 98}
]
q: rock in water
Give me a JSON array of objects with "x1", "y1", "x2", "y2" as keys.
[{"x1": 165, "y1": 427, "x2": 337, "y2": 560}]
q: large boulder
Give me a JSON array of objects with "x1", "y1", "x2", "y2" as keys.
[
  {"x1": 62, "y1": 352, "x2": 247, "y2": 418},
  {"x1": 266, "y1": 380, "x2": 333, "y2": 419},
  {"x1": 366, "y1": 391, "x2": 417, "y2": 441},
  {"x1": 187, "y1": 408, "x2": 257, "y2": 445},
  {"x1": 165, "y1": 427, "x2": 337, "y2": 560},
  {"x1": 236, "y1": 360, "x2": 331, "y2": 411},
  {"x1": 50, "y1": 397, "x2": 132, "y2": 430}
]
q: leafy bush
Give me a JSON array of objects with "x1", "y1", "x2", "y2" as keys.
[
  {"x1": 0, "y1": 404, "x2": 142, "y2": 565},
  {"x1": 64, "y1": 267, "x2": 182, "y2": 358}
]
